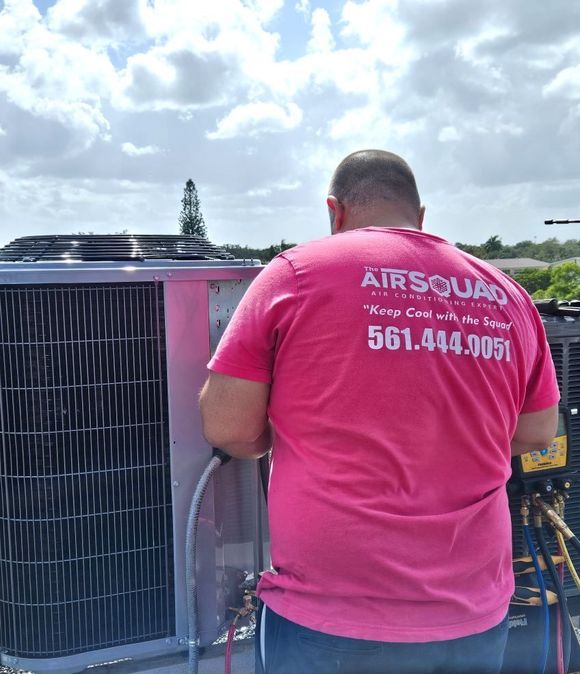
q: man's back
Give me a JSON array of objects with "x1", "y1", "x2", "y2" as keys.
[
  {"x1": 201, "y1": 149, "x2": 559, "y2": 674},
  {"x1": 209, "y1": 226, "x2": 557, "y2": 641}
]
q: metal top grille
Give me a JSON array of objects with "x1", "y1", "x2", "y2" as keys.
[{"x1": 0, "y1": 235, "x2": 234, "y2": 263}]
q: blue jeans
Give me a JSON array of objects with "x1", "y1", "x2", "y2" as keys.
[{"x1": 256, "y1": 605, "x2": 508, "y2": 674}]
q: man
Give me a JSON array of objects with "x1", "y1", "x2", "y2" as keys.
[{"x1": 199, "y1": 150, "x2": 559, "y2": 674}]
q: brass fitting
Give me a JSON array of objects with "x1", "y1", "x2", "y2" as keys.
[
  {"x1": 556, "y1": 492, "x2": 567, "y2": 520},
  {"x1": 228, "y1": 591, "x2": 257, "y2": 626},
  {"x1": 532, "y1": 494, "x2": 575, "y2": 540},
  {"x1": 552, "y1": 495, "x2": 561, "y2": 518},
  {"x1": 531, "y1": 494, "x2": 543, "y2": 528},
  {"x1": 520, "y1": 497, "x2": 530, "y2": 527}
]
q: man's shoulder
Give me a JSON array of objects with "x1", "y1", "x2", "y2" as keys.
[
  {"x1": 278, "y1": 228, "x2": 390, "y2": 265},
  {"x1": 275, "y1": 233, "x2": 344, "y2": 268}
]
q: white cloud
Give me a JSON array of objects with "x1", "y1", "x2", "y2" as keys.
[
  {"x1": 275, "y1": 179, "x2": 301, "y2": 191},
  {"x1": 494, "y1": 121, "x2": 524, "y2": 136},
  {"x1": 0, "y1": 0, "x2": 115, "y2": 150},
  {"x1": 295, "y1": 0, "x2": 310, "y2": 17},
  {"x1": 247, "y1": 179, "x2": 301, "y2": 197},
  {"x1": 47, "y1": 0, "x2": 147, "y2": 44},
  {"x1": 110, "y1": 0, "x2": 283, "y2": 113},
  {"x1": 121, "y1": 142, "x2": 161, "y2": 156},
  {"x1": 1, "y1": 0, "x2": 580, "y2": 252},
  {"x1": 341, "y1": 0, "x2": 410, "y2": 66},
  {"x1": 208, "y1": 102, "x2": 303, "y2": 139},
  {"x1": 438, "y1": 126, "x2": 460, "y2": 142},
  {"x1": 116, "y1": 45, "x2": 239, "y2": 111},
  {"x1": 456, "y1": 25, "x2": 512, "y2": 64},
  {"x1": 308, "y1": 9, "x2": 335, "y2": 53},
  {"x1": 0, "y1": 0, "x2": 41, "y2": 55},
  {"x1": 544, "y1": 65, "x2": 580, "y2": 99},
  {"x1": 241, "y1": 0, "x2": 284, "y2": 23},
  {"x1": 247, "y1": 187, "x2": 272, "y2": 197},
  {"x1": 328, "y1": 106, "x2": 394, "y2": 144}
]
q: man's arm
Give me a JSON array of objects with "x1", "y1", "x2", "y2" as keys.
[
  {"x1": 511, "y1": 404, "x2": 559, "y2": 456},
  {"x1": 199, "y1": 371, "x2": 272, "y2": 459}
]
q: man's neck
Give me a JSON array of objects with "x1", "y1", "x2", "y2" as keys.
[{"x1": 349, "y1": 203, "x2": 420, "y2": 231}]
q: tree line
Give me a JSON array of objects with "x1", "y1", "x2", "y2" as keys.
[
  {"x1": 454, "y1": 235, "x2": 580, "y2": 299},
  {"x1": 178, "y1": 179, "x2": 580, "y2": 298},
  {"x1": 456, "y1": 235, "x2": 580, "y2": 263}
]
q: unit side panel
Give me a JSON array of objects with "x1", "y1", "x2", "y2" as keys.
[{"x1": 163, "y1": 280, "x2": 218, "y2": 646}]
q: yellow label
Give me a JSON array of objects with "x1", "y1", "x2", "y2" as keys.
[{"x1": 521, "y1": 435, "x2": 567, "y2": 473}]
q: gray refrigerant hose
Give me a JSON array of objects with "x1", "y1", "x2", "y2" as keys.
[{"x1": 186, "y1": 449, "x2": 231, "y2": 674}]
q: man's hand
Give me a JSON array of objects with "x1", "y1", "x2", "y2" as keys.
[{"x1": 199, "y1": 371, "x2": 272, "y2": 459}]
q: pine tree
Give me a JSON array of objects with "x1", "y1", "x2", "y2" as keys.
[{"x1": 179, "y1": 179, "x2": 207, "y2": 238}]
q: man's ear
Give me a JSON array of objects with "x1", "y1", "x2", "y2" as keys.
[
  {"x1": 327, "y1": 196, "x2": 345, "y2": 234},
  {"x1": 417, "y1": 205, "x2": 426, "y2": 231}
]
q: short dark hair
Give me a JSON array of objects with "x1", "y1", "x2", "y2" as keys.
[{"x1": 329, "y1": 150, "x2": 421, "y2": 215}]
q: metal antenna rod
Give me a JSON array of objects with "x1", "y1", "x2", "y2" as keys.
[{"x1": 545, "y1": 219, "x2": 580, "y2": 225}]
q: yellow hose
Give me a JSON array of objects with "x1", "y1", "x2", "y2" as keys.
[{"x1": 556, "y1": 530, "x2": 580, "y2": 590}]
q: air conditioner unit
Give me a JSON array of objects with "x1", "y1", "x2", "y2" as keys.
[
  {"x1": 0, "y1": 235, "x2": 265, "y2": 673},
  {"x1": 509, "y1": 305, "x2": 580, "y2": 598}
]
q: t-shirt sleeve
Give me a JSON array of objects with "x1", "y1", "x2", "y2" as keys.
[
  {"x1": 207, "y1": 255, "x2": 298, "y2": 383},
  {"x1": 520, "y1": 306, "x2": 560, "y2": 414}
]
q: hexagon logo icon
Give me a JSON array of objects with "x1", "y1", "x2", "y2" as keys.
[{"x1": 429, "y1": 275, "x2": 451, "y2": 297}]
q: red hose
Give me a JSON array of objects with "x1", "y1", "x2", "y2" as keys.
[{"x1": 224, "y1": 622, "x2": 237, "y2": 674}]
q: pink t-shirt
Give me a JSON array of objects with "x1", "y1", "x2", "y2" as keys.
[{"x1": 208, "y1": 227, "x2": 559, "y2": 643}]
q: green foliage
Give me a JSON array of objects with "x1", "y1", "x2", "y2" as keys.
[
  {"x1": 533, "y1": 262, "x2": 580, "y2": 301},
  {"x1": 515, "y1": 267, "x2": 552, "y2": 295},
  {"x1": 455, "y1": 242, "x2": 485, "y2": 258},
  {"x1": 511, "y1": 240, "x2": 536, "y2": 259},
  {"x1": 454, "y1": 235, "x2": 580, "y2": 299},
  {"x1": 179, "y1": 179, "x2": 207, "y2": 238},
  {"x1": 482, "y1": 235, "x2": 503, "y2": 258},
  {"x1": 224, "y1": 239, "x2": 296, "y2": 263},
  {"x1": 456, "y1": 235, "x2": 580, "y2": 263}
]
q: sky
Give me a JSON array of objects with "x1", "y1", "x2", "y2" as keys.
[{"x1": 1, "y1": 0, "x2": 580, "y2": 250}]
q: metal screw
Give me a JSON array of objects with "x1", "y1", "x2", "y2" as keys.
[
  {"x1": 167, "y1": 272, "x2": 173, "y2": 278},
  {"x1": 178, "y1": 638, "x2": 187, "y2": 645},
  {"x1": 216, "y1": 319, "x2": 221, "y2": 327},
  {"x1": 173, "y1": 481, "x2": 179, "y2": 487},
  {"x1": 153, "y1": 275, "x2": 160, "y2": 281}
]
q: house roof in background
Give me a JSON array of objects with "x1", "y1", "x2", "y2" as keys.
[
  {"x1": 550, "y1": 257, "x2": 580, "y2": 267},
  {"x1": 486, "y1": 258, "x2": 549, "y2": 270}
]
